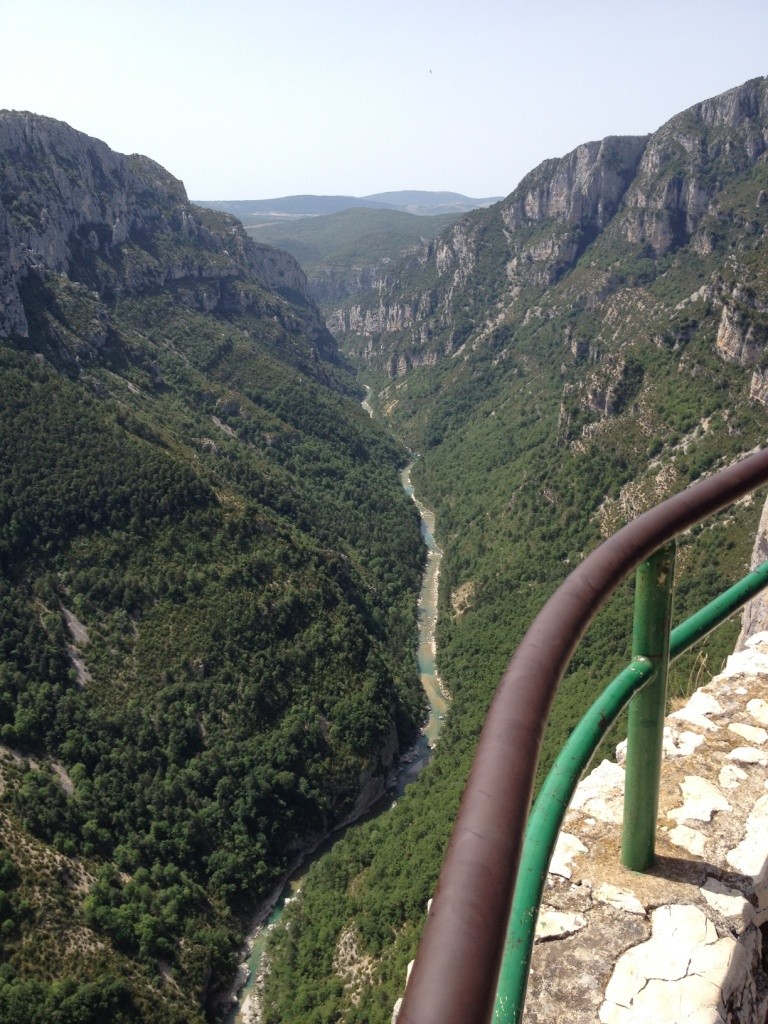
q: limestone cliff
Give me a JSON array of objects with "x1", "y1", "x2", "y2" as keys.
[
  {"x1": 334, "y1": 77, "x2": 768, "y2": 380},
  {"x1": 0, "y1": 111, "x2": 335, "y2": 367},
  {"x1": 619, "y1": 78, "x2": 768, "y2": 256},
  {"x1": 500, "y1": 135, "x2": 647, "y2": 288}
]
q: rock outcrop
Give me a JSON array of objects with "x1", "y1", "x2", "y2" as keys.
[
  {"x1": 0, "y1": 110, "x2": 333, "y2": 362},
  {"x1": 619, "y1": 78, "x2": 768, "y2": 257},
  {"x1": 334, "y1": 77, "x2": 768, "y2": 380},
  {"x1": 501, "y1": 136, "x2": 647, "y2": 288},
  {"x1": 394, "y1": 635, "x2": 768, "y2": 1024}
]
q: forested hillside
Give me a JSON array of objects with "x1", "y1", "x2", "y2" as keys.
[
  {"x1": 0, "y1": 112, "x2": 426, "y2": 1022},
  {"x1": 261, "y1": 77, "x2": 768, "y2": 1023},
  {"x1": 240, "y1": 207, "x2": 460, "y2": 308}
]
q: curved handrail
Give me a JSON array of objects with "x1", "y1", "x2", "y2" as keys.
[{"x1": 397, "y1": 447, "x2": 768, "y2": 1024}]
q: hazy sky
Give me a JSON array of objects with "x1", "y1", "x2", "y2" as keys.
[{"x1": 2, "y1": 0, "x2": 767, "y2": 201}]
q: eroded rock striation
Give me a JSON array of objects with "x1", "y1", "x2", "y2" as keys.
[
  {"x1": 333, "y1": 77, "x2": 768, "y2": 380},
  {"x1": 0, "y1": 110, "x2": 333, "y2": 365}
]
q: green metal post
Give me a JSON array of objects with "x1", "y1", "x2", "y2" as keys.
[
  {"x1": 621, "y1": 542, "x2": 675, "y2": 871},
  {"x1": 493, "y1": 658, "x2": 653, "y2": 1024}
]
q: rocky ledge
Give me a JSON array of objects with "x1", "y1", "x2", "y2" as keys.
[
  {"x1": 392, "y1": 633, "x2": 768, "y2": 1024},
  {"x1": 523, "y1": 633, "x2": 768, "y2": 1024}
]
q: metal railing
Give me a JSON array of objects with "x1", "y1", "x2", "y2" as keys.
[
  {"x1": 396, "y1": 447, "x2": 768, "y2": 1024},
  {"x1": 494, "y1": 552, "x2": 768, "y2": 1023}
]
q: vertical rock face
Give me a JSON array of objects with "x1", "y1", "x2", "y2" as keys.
[
  {"x1": 715, "y1": 285, "x2": 768, "y2": 367},
  {"x1": 716, "y1": 304, "x2": 762, "y2": 365},
  {"x1": 333, "y1": 76, "x2": 768, "y2": 379},
  {"x1": 618, "y1": 78, "x2": 768, "y2": 255},
  {"x1": 501, "y1": 136, "x2": 647, "y2": 287},
  {"x1": 0, "y1": 110, "x2": 329, "y2": 353},
  {"x1": 0, "y1": 112, "x2": 186, "y2": 290},
  {"x1": 736, "y1": 495, "x2": 768, "y2": 649}
]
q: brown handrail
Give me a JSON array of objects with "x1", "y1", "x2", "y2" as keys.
[{"x1": 397, "y1": 447, "x2": 768, "y2": 1024}]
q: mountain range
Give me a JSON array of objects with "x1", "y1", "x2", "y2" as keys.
[{"x1": 196, "y1": 190, "x2": 502, "y2": 222}]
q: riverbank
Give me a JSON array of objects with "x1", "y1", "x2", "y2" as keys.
[
  {"x1": 400, "y1": 463, "x2": 450, "y2": 707},
  {"x1": 225, "y1": 747, "x2": 403, "y2": 1023},
  {"x1": 226, "y1": 464, "x2": 447, "y2": 1023}
]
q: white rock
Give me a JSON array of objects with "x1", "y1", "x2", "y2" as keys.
[
  {"x1": 669, "y1": 690, "x2": 722, "y2": 731},
  {"x1": 727, "y1": 745, "x2": 768, "y2": 765},
  {"x1": 682, "y1": 1012, "x2": 725, "y2": 1024},
  {"x1": 603, "y1": 948, "x2": 645, "y2": 1007},
  {"x1": 594, "y1": 883, "x2": 646, "y2": 916},
  {"x1": 604, "y1": 906, "x2": 710, "y2": 1000},
  {"x1": 598, "y1": 1001, "x2": 623, "y2": 1024},
  {"x1": 744, "y1": 630, "x2": 768, "y2": 648},
  {"x1": 722, "y1": 647, "x2": 768, "y2": 678},
  {"x1": 535, "y1": 909, "x2": 587, "y2": 940},
  {"x1": 634, "y1": 975, "x2": 722, "y2": 1021},
  {"x1": 601, "y1": 906, "x2": 727, "y2": 1024},
  {"x1": 746, "y1": 697, "x2": 768, "y2": 726},
  {"x1": 727, "y1": 794, "x2": 768, "y2": 877},
  {"x1": 700, "y1": 877, "x2": 755, "y2": 928},
  {"x1": 657, "y1": 903, "x2": 718, "y2": 949},
  {"x1": 718, "y1": 763, "x2": 747, "y2": 790},
  {"x1": 728, "y1": 721, "x2": 768, "y2": 744},
  {"x1": 687, "y1": 932, "x2": 741, "y2": 982},
  {"x1": 549, "y1": 831, "x2": 587, "y2": 879},
  {"x1": 570, "y1": 759, "x2": 625, "y2": 823},
  {"x1": 668, "y1": 824, "x2": 708, "y2": 857},
  {"x1": 664, "y1": 728, "x2": 705, "y2": 757},
  {"x1": 668, "y1": 775, "x2": 731, "y2": 823}
]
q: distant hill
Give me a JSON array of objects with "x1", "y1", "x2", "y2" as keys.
[
  {"x1": 240, "y1": 206, "x2": 462, "y2": 306},
  {"x1": 363, "y1": 190, "x2": 502, "y2": 215},
  {"x1": 196, "y1": 190, "x2": 502, "y2": 223}
]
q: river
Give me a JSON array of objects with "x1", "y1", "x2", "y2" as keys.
[{"x1": 228, "y1": 462, "x2": 446, "y2": 1023}]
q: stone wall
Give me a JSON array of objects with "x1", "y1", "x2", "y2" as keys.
[{"x1": 522, "y1": 633, "x2": 768, "y2": 1024}]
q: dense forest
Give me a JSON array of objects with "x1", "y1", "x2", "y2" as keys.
[{"x1": 0, "y1": 113, "x2": 426, "y2": 1023}]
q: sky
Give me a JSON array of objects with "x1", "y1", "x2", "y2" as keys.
[{"x1": 2, "y1": 0, "x2": 767, "y2": 202}]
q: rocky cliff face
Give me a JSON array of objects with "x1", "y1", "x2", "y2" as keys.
[
  {"x1": 0, "y1": 111, "x2": 333, "y2": 364},
  {"x1": 334, "y1": 77, "x2": 768, "y2": 380},
  {"x1": 618, "y1": 78, "x2": 768, "y2": 256},
  {"x1": 309, "y1": 265, "x2": 392, "y2": 305},
  {"x1": 500, "y1": 136, "x2": 647, "y2": 288}
]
